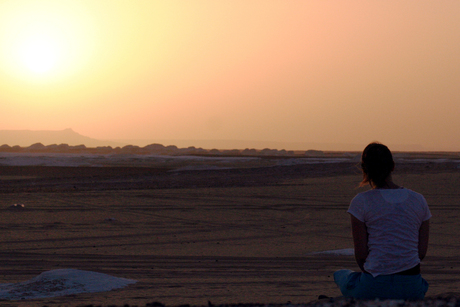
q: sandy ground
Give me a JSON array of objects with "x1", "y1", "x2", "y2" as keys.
[{"x1": 0, "y1": 158, "x2": 459, "y2": 306}]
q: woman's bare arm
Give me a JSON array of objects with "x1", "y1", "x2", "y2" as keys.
[
  {"x1": 351, "y1": 215, "x2": 369, "y2": 272},
  {"x1": 418, "y1": 219, "x2": 430, "y2": 261}
]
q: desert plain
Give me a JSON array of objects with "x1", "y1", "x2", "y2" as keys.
[{"x1": 0, "y1": 151, "x2": 459, "y2": 306}]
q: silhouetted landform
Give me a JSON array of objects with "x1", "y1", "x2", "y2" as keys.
[
  {"x1": 0, "y1": 129, "x2": 432, "y2": 152},
  {"x1": 113, "y1": 139, "x2": 430, "y2": 152},
  {"x1": 0, "y1": 142, "x2": 321, "y2": 157},
  {"x1": 0, "y1": 128, "x2": 117, "y2": 148},
  {"x1": 0, "y1": 130, "x2": 334, "y2": 156}
]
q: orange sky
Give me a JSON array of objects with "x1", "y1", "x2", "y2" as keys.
[{"x1": 0, "y1": 1, "x2": 459, "y2": 151}]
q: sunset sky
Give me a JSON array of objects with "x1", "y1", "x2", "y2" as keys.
[{"x1": 0, "y1": 1, "x2": 459, "y2": 151}]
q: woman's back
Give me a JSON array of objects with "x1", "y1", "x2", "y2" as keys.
[{"x1": 348, "y1": 188, "x2": 431, "y2": 276}]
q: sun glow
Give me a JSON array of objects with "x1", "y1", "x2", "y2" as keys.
[
  {"x1": 0, "y1": 1, "x2": 95, "y2": 83},
  {"x1": 16, "y1": 29, "x2": 63, "y2": 75}
]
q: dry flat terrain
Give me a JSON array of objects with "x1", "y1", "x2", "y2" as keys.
[{"x1": 0, "y1": 155, "x2": 459, "y2": 306}]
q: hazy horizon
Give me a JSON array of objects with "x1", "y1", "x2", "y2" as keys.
[
  {"x1": 0, "y1": 128, "x2": 435, "y2": 152},
  {"x1": 1, "y1": 1, "x2": 460, "y2": 151}
]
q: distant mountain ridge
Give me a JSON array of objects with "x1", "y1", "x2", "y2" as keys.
[
  {"x1": 113, "y1": 138, "x2": 427, "y2": 152},
  {"x1": 0, "y1": 129, "x2": 431, "y2": 152},
  {"x1": 0, "y1": 129, "x2": 122, "y2": 148}
]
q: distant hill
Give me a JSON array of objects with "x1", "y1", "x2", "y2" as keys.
[
  {"x1": 0, "y1": 129, "x2": 431, "y2": 152},
  {"x1": 0, "y1": 129, "x2": 123, "y2": 147},
  {"x1": 113, "y1": 138, "x2": 427, "y2": 152}
]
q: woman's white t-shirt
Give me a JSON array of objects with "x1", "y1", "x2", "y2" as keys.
[{"x1": 348, "y1": 188, "x2": 431, "y2": 277}]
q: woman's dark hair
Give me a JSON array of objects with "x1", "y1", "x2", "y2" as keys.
[{"x1": 360, "y1": 142, "x2": 395, "y2": 188}]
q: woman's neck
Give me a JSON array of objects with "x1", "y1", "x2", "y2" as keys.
[
  {"x1": 374, "y1": 183, "x2": 401, "y2": 189},
  {"x1": 371, "y1": 176, "x2": 401, "y2": 189}
]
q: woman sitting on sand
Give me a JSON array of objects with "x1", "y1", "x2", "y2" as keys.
[{"x1": 334, "y1": 142, "x2": 431, "y2": 300}]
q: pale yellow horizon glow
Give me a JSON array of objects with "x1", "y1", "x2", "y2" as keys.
[{"x1": 1, "y1": 1, "x2": 460, "y2": 151}]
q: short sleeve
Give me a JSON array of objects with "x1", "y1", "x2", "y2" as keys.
[
  {"x1": 420, "y1": 195, "x2": 432, "y2": 221},
  {"x1": 347, "y1": 193, "x2": 365, "y2": 222}
]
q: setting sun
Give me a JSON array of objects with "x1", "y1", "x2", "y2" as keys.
[
  {"x1": 16, "y1": 29, "x2": 62, "y2": 75},
  {"x1": 0, "y1": 0, "x2": 95, "y2": 83}
]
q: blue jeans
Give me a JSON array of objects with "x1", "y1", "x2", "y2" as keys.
[{"x1": 334, "y1": 269, "x2": 429, "y2": 300}]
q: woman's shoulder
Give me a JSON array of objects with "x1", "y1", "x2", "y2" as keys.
[
  {"x1": 402, "y1": 188, "x2": 428, "y2": 203},
  {"x1": 353, "y1": 188, "x2": 426, "y2": 202},
  {"x1": 354, "y1": 189, "x2": 379, "y2": 197},
  {"x1": 351, "y1": 189, "x2": 379, "y2": 203}
]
